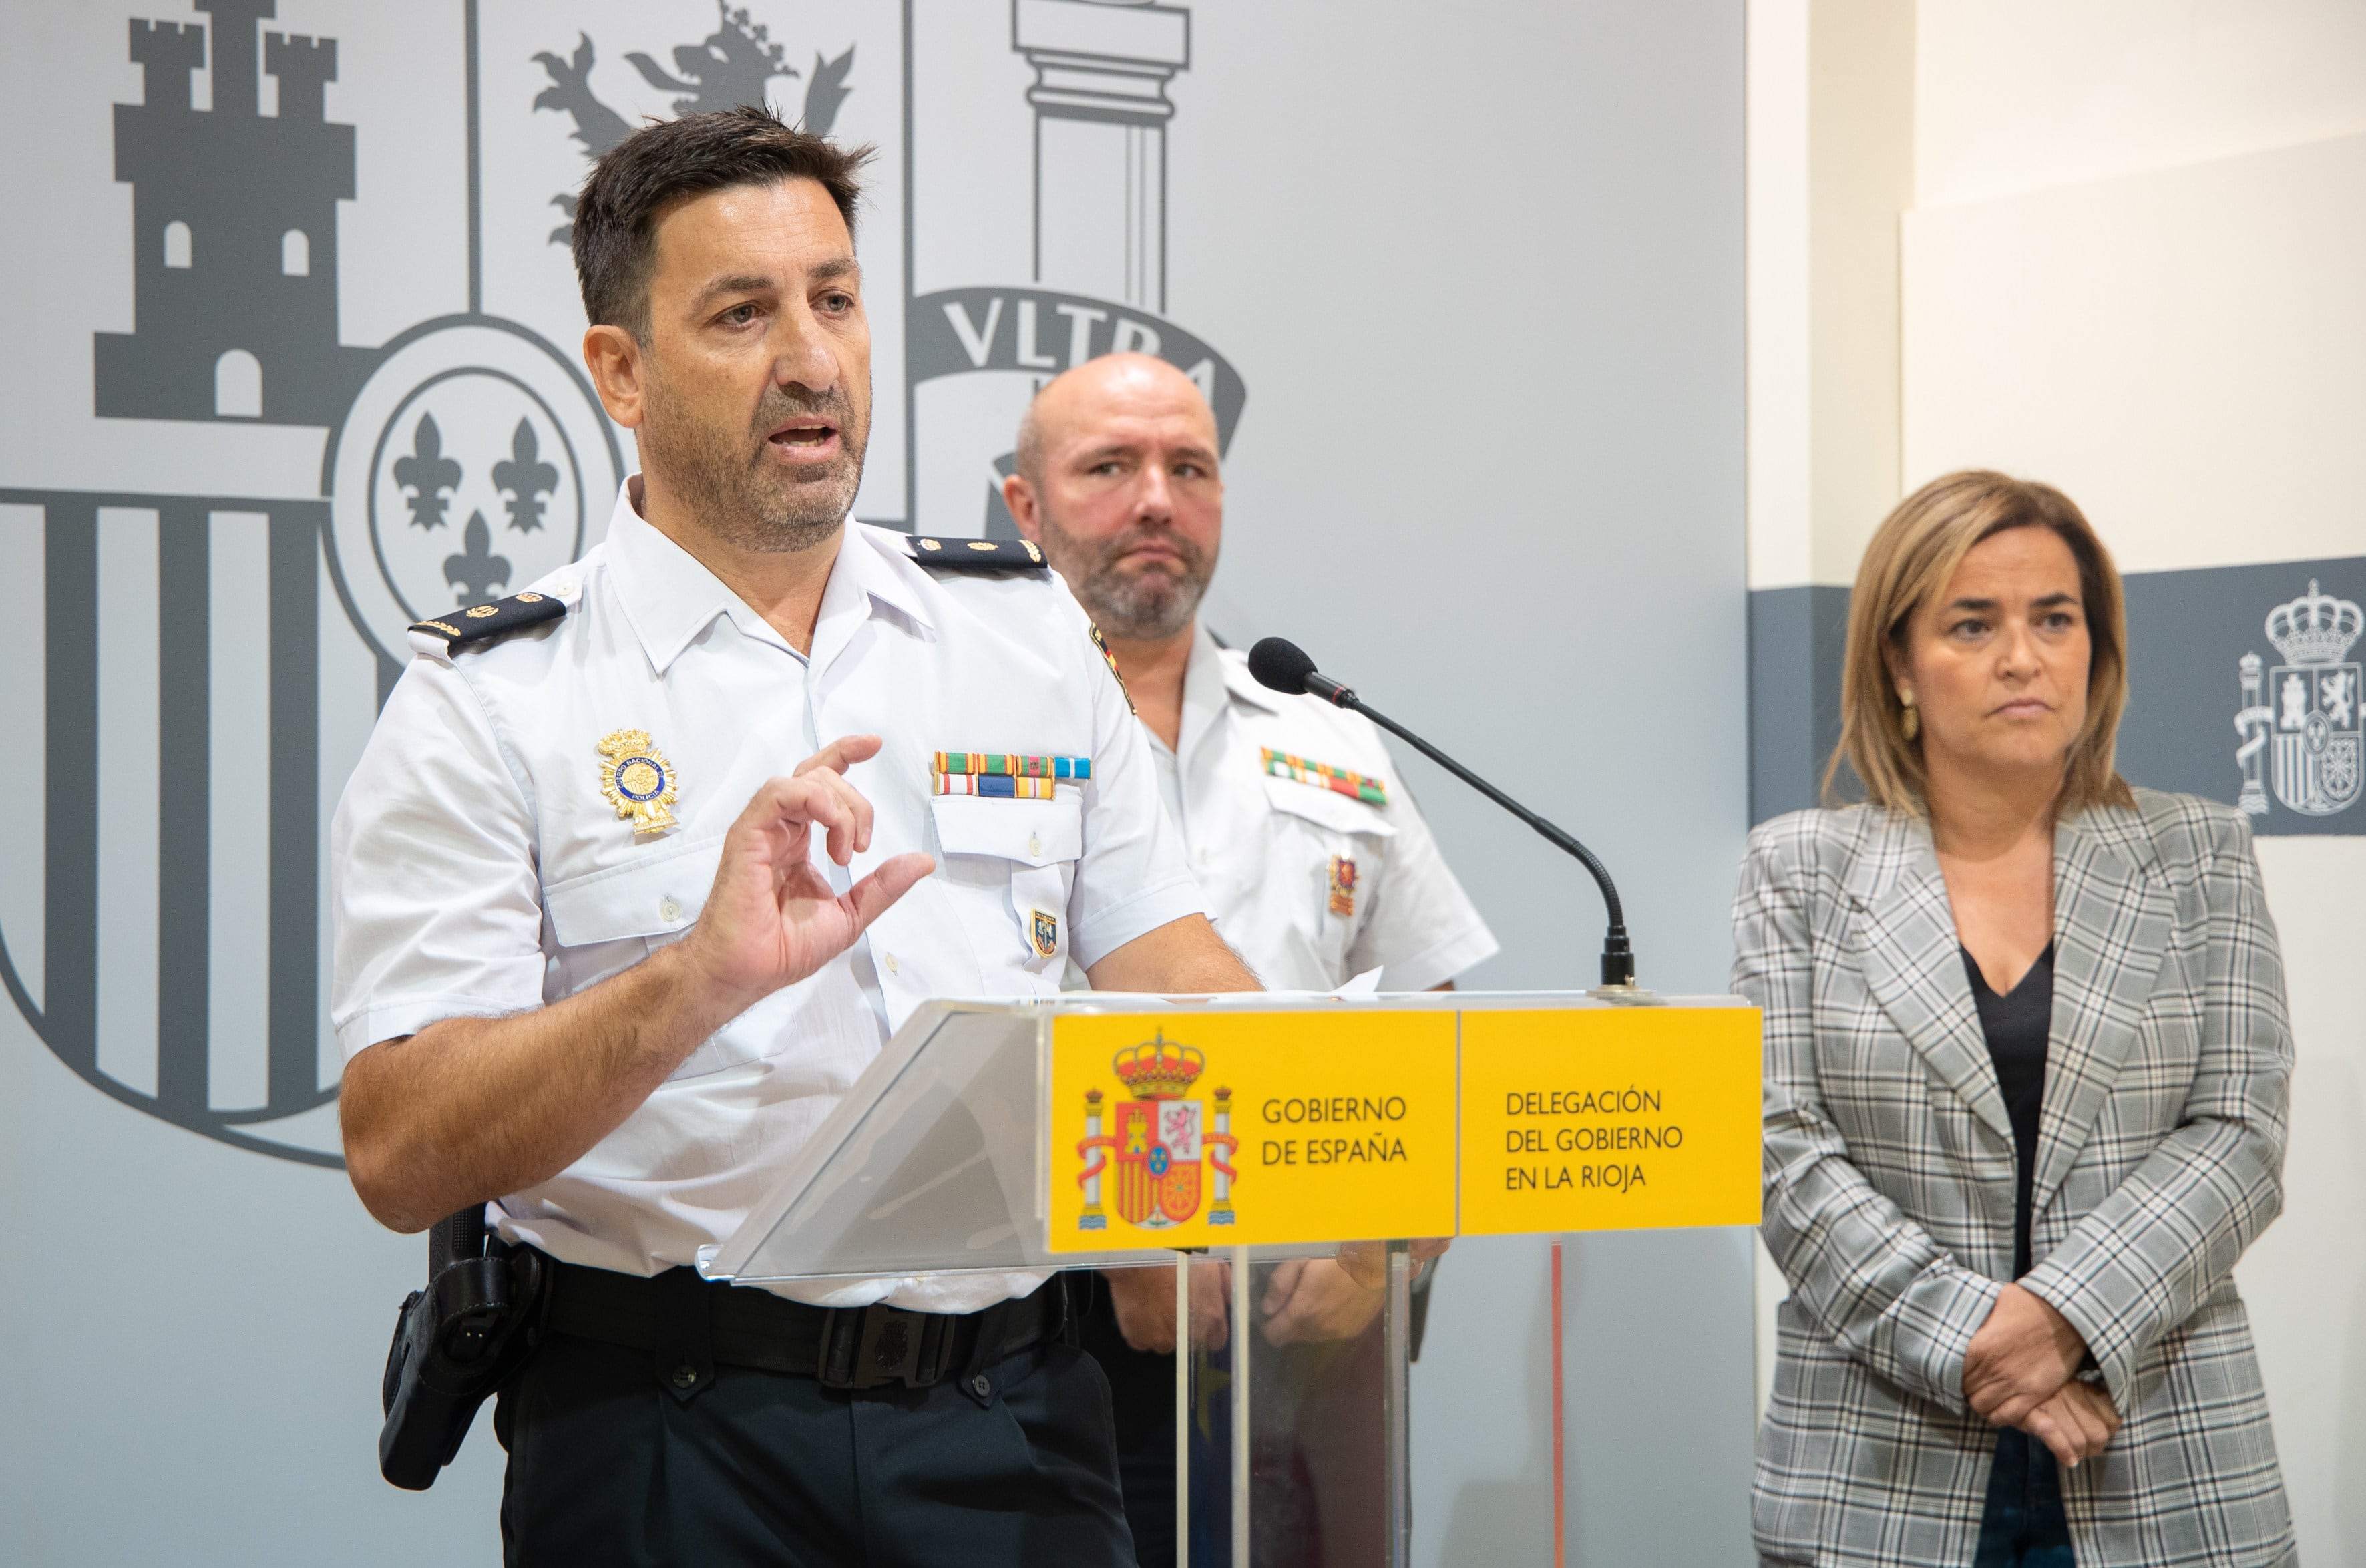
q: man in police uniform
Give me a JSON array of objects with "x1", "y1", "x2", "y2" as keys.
[
  {"x1": 1000, "y1": 353, "x2": 1495, "y2": 1565},
  {"x1": 331, "y1": 110, "x2": 1256, "y2": 1566}
]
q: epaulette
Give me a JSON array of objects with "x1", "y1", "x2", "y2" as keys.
[
  {"x1": 409, "y1": 590, "x2": 568, "y2": 650},
  {"x1": 901, "y1": 535, "x2": 1050, "y2": 575}
]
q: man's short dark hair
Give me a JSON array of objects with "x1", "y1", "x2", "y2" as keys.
[{"x1": 572, "y1": 104, "x2": 874, "y2": 341}]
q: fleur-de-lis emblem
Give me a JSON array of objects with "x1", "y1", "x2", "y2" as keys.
[
  {"x1": 491, "y1": 418, "x2": 560, "y2": 534},
  {"x1": 391, "y1": 412, "x2": 463, "y2": 530},
  {"x1": 443, "y1": 511, "x2": 513, "y2": 602}
]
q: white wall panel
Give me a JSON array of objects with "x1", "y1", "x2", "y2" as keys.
[
  {"x1": 1916, "y1": 0, "x2": 2366, "y2": 210},
  {"x1": 1902, "y1": 132, "x2": 2366, "y2": 577},
  {"x1": 2238, "y1": 836, "x2": 2366, "y2": 1561}
]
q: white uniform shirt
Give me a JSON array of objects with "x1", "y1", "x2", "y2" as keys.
[
  {"x1": 1152, "y1": 624, "x2": 1496, "y2": 991},
  {"x1": 329, "y1": 483, "x2": 1203, "y2": 1309}
]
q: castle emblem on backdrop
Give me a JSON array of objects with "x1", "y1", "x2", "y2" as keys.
[
  {"x1": 1076, "y1": 1032, "x2": 1241, "y2": 1231},
  {"x1": 2234, "y1": 580, "x2": 2362, "y2": 817},
  {"x1": 7, "y1": 0, "x2": 1248, "y2": 1167}
]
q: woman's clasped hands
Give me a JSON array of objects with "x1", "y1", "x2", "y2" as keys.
[{"x1": 1962, "y1": 1283, "x2": 2120, "y2": 1468}]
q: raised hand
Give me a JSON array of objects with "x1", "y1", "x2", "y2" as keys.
[
  {"x1": 678, "y1": 736, "x2": 932, "y2": 1011},
  {"x1": 1963, "y1": 1283, "x2": 2089, "y2": 1428}
]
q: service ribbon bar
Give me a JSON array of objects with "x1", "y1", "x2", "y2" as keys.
[
  {"x1": 1261, "y1": 748, "x2": 1388, "y2": 806},
  {"x1": 934, "y1": 773, "x2": 1060, "y2": 799},
  {"x1": 934, "y1": 751, "x2": 1091, "y2": 780}
]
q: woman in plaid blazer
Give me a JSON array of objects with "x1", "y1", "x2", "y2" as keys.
[{"x1": 1734, "y1": 473, "x2": 2295, "y2": 1567}]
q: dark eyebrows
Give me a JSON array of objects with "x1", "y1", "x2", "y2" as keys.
[
  {"x1": 691, "y1": 256, "x2": 861, "y2": 309},
  {"x1": 693, "y1": 273, "x2": 777, "y2": 308}
]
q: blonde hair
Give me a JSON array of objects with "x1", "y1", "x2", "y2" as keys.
[{"x1": 1827, "y1": 470, "x2": 2134, "y2": 817}]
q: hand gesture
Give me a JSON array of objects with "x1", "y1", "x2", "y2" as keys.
[
  {"x1": 1963, "y1": 1283, "x2": 2088, "y2": 1428},
  {"x1": 679, "y1": 737, "x2": 932, "y2": 1012},
  {"x1": 1103, "y1": 1261, "x2": 1232, "y2": 1354},
  {"x1": 1257, "y1": 1257, "x2": 1384, "y2": 1346},
  {"x1": 1335, "y1": 1237, "x2": 1452, "y2": 1291}
]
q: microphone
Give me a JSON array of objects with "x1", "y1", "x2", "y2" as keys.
[{"x1": 1248, "y1": 636, "x2": 1639, "y2": 990}]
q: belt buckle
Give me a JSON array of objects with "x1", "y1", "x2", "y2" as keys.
[{"x1": 821, "y1": 1302, "x2": 954, "y2": 1390}]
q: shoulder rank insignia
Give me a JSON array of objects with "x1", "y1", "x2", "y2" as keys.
[
  {"x1": 1089, "y1": 622, "x2": 1136, "y2": 713},
  {"x1": 410, "y1": 590, "x2": 566, "y2": 650},
  {"x1": 598, "y1": 729, "x2": 680, "y2": 835},
  {"x1": 902, "y1": 535, "x2": 1050, "y2": 575},
  {"x1": 1263, "y1": 747, "x2": 1388, "y2": 806}
]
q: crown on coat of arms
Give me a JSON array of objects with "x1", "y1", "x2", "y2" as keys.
[
  {"x1": 2266, "y1": 581, "x2": 2363, "y2": 666},
  {"x1": 1114, "y1": 1032, "x2": 1204, "y2": 1099}
]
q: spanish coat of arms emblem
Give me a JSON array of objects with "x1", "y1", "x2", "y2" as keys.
[
  {"x1": 1075, "y1": 1032, "x2": 1241, "y2": 1230},
  {"x1": 2235, "y1": 580, "x2": 2362, "y2": 818}
]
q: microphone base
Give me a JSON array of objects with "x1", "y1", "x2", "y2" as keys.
[{"x1": 1586, "y1": 984, "x2": 1663, "y2": 1007}]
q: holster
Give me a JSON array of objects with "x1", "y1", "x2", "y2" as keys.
[{"x1": 377, "y1": 1206, "x2": 551, "y2": 1491}]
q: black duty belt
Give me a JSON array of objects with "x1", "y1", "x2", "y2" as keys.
[{"x1": 540, "y1": 1255, "x2": 1069, "y2": 1396}]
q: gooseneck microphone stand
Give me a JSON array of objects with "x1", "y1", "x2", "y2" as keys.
[{"x1": 1247, "y1": 637, "x2": 1639, "y2": 990}]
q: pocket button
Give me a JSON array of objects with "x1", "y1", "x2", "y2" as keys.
[
  {"x1": 1028, "y1": 833, "x2": 1043, "y2": 859},
  {"x1": 659, "y1": 896, "x2": 682, "y2": 923}
]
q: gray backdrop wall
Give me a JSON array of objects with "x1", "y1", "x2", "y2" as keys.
[{"x1": 0, "y1": 2, "x2": 1748, "y2": 1562}]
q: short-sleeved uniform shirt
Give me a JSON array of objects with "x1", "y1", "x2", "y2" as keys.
[
  {"x1": 329, "y1": 483, "x2": 1204, "y2": 1310},
  {"x1": 1150, "y1": 624, "x2": 1496, "y2": 991}
]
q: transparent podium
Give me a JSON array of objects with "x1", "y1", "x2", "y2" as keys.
[{"x1": 705, "y1": 991, "x2": 1760, "y2": 1567}]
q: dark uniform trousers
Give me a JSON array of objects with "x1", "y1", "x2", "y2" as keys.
[{"x1": 494, "y1": 1288, "x2": 1135, "y2": 1567}]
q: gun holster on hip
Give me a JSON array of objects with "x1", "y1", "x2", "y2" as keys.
[{"x1": 378, "y1": 1206, "x2": 550, "y2": 1491}]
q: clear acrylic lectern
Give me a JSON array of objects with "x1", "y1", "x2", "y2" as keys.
[{"x1": 703, "y1": 991, "x2": 1761, "y2": 1568}]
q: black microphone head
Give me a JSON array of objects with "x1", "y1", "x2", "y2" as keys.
[{"x1": 1248, "y1": 637, "x2": 1319, "y2": 696}]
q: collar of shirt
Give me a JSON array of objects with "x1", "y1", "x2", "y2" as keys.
[
  {"x1": 602, "y1": 485, "x2": 934, "y2": 677},
  {"x1": 1175, "y1": 620, "x2": 1275, "y2": 769}
]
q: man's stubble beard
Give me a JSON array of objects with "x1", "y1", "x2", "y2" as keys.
[
  {"x1": 638, "y1": 358, "x2": 870, "y2": 555},
  {"x1": 1036, "y1": 508, "x2": 1215, "y2": 642}
]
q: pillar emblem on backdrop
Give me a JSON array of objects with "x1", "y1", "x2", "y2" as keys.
[
  {"x1": 1, "y1": 0, "x2": 1249, "y2": 1166},
  {"x1": 2234, "y1": 580, "x2": 2361, "y2": 819}
]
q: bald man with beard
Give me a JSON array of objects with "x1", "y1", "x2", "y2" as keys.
[{"x1": 1001, "y1": 354, "x2": 1495, "y2": 1567}]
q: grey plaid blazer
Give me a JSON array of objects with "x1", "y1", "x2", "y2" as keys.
[{"x1": 1734, "y1": 788, "x2": 2294, "y2": 1567}]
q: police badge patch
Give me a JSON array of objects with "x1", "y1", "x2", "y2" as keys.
[
  {"x1": 598, "y1": 729, "x2": 681, "y2": 835},
  {"x1": 1031, "y1": 908, "x2": 1060, "y2": 958}
]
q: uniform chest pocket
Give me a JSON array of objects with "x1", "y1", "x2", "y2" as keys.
[
  {"x1": 1256, "y1": 777, "x2": 1394, "y2": 946},
  {"x1": 930, "y1": 794, "x2": 1082, "y2": 976},
  {"x1": 543, "y1": 836, "x2": 776, "y2": 1081},
  {"x1": 1259, "y1": 777, "x2": 1398, "y2": 841},
  {"x1": 544, "y1": 835, "x2": 727, "y2": 948}
]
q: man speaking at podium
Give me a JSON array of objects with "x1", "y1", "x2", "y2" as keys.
[
  {"x1": 330, "y1": 110, "x2": 1255, "y2": 1565},
  {"x1": 1001, "y1": 354, "x2": 1496, "y2": 1564}
]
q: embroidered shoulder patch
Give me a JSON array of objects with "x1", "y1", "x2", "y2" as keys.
[
  {"x1": 410, "y1": 590, "x2": 566, "y2": 650},
  {"x1": 902, "y1": 536, "x2": 1049, "y2": 575}
]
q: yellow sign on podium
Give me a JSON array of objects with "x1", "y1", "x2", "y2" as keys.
[
  {"x1": 1043, "y1": 1000, "x2": 1760, "y2": 1248},
  {"x1": 1046, "y1": 1010, "x2": 1459, "y2": 1251},
  {"x1": 1457, "y1": 1007, "x2": 1762, "y2": 1235}
]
